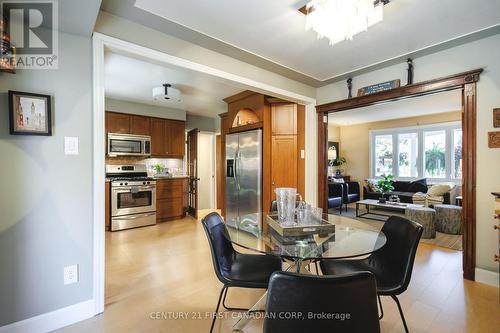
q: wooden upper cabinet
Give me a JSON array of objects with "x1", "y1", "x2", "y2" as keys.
[
  {"x1": 106, "y1": 112, "x2": 130, "y2": 134},
  {"x1": 272, "y1": 104, "x2": 297, "y2": 135},
  {"x1": 271, "y1": 135, "x2": 298, "y2": 199},
  {"x1": 151, "y1": 118, "x2": 165, "y2": 157},
  {"x1": 165, "y1": 120, "x2": 185, "y2": 157},
  {"x1": 130, "y1": 115, "x2": 150, "y2": 136}
]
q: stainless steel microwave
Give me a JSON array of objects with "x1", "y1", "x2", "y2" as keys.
[{"x1": 107, "y1": 133, "x2": 151, "y2": 157}]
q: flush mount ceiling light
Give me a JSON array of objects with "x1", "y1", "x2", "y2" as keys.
[
  {"x1": 152, "y1": 83, "x2": 182, "y2": 101},
  {"x1": 300, "y1": 0, "x2": 388, "y2": 46}
]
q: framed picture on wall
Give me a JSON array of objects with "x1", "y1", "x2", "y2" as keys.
[
  {"x1": 8, "y1": 90, "x2": 52, "y2": 136},
  {"x1": 494, "y1": 108, "x2": 500, "y2": 128},
  {"x1": 328, "y1": 141, "x2": 339, "y2": 163}
]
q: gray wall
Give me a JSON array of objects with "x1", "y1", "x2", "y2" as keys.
[
  {"x1": 0, "y1": 32, "x2": 93, "y2": 325},
  {"x1": 105, "y1": 97, "x2": 186, "y2": 120},
  {"x1": 186, "y1": 114, "x2": 218, "y2": 132}
]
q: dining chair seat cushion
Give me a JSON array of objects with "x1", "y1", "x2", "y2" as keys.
[{"x1": 227, "y1": 253, "x2": 282, "y2": 288}]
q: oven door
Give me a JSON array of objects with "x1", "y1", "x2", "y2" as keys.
[
  {"x1": 112, "y1": 185, "x2": 156, "y2": 217},
  {"x1": 108, "y1": 135, "x2": 150, "y2": 157}
]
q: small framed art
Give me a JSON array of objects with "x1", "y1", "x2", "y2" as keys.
[{"x1": 8, "y1": 90, "x2": 52, "y2": 136}]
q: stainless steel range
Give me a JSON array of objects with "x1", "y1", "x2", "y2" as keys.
[{"x1": 106, "y1": 164, "x2": 156, "y2": 231}]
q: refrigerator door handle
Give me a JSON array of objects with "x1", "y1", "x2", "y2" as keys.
[{"x1": 235, "y1": 149, "x2": 241, "y2": 191}]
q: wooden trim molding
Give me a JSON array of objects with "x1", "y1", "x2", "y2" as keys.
[
  {"x1": 316, "y1": 69, "x2": 483, "y2": 113},
  {"x1": 462, "y1": 83, "x2": 477, "y2": 280},
  {"x1": 316, "y1": 69, "x2": 482, "y2": 281}
]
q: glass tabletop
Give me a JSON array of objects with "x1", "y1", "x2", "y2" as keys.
[{"x1": 224, "y1": 212, "x2": 386, "y2": 261}]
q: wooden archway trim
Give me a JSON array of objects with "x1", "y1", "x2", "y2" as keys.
[{"x1": 316, "y1": 68, "x2": 482, "y2": 281}]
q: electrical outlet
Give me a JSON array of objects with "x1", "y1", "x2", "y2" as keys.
[{"x1": 64, "y1": 265, "x2": 79, "y2": 285}]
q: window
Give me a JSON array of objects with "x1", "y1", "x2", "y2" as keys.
[
  {"x1": 370, "y1": 122, "x2": 461, "y2": 182},
  {"x1": 398, "y1": 133, "x2": 418, "y2": 177},
  {"x1": 424, "y1": 130, "x2": 446, "y2": 178},
  {"x1": 374, "y1": 134, "x2": 393, "y2": 176}
]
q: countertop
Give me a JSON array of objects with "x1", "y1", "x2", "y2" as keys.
[{"x1": 154, "y1": 175, "x2": 189, "y2": 180}]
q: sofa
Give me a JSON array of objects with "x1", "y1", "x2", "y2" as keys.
[{"x1": 363, "y1": 178, "x2": 451, "y2": 204}]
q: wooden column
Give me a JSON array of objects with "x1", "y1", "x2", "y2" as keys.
[
  {"x1": 462, "y1": 82, "x2": 477, "y2": 280},
  {"x1": 317, "y1": 112, "x2": 328, "y2": 211}
]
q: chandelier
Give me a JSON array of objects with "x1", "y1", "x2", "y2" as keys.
[{"x1": 305, "y1": 0, "x2": 386, "y2": 45}]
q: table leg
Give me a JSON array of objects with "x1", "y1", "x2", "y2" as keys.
[
  {"x1": 356, "y1": 203, "x2": 359, "y2": 217},
  {"x1": 232, "y1": 291, "x2": 268, "y2": 331}
]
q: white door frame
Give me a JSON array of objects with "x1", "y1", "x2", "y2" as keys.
[{"x1": 92, "y1": 32, "x2": 316, "y2": 315}]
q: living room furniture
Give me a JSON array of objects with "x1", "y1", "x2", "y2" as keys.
[
  {"x1": 223, "y1": 212, "x2": 387, "y2": 330},
  {"x1": 328, "y1": 182, "x2": 344, "y2": 213},
  {"x1": 201, "y1": 212, "x2": 282, "y2": 333},
  {"x1": 263, "y1": 271, "x2": 380, "y2": 333},
  {"x1": 434, "y1": 204, "x2": 463, "y2": 235},
  {"x1": 340, "y1": 181, "x2": 361, "y2": 211},
  {"x1": 363, "y1": 178, "x2": 428, "y2": 203},
  {"x1": 405, "y1": 206, "x2": 436, "y2": 239},
  {"x1": 320, "y1": 216, "x2": 423, "y2": 333},
  {"x1": 355, "y1": 199, "x2": 424, "y2": 222}
]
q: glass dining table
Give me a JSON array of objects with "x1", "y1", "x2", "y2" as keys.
[{"x1": 223, "y1": 212, "x2": 387, "y2": 331}]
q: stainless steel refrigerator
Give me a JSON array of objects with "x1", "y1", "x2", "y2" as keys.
[{"x1": 226, "y1": 129, "x2": 262, "y2": 225}]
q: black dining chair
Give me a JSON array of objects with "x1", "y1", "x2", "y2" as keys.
[
  {"x1": 320, "y1": 216, "x2": 423, "y2": 333},
  {"x1": 201, "y1": 212, "x2": 282, "y2": 333},
  {"x1": 263, "y1": 271, "x2": 380, "y2": 333}
]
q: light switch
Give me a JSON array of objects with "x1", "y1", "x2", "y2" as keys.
[
  {"x1": 300, "y1": 149, "x2": 305, "y2": 159},
  {"x1": 64, "y1": 137, "x2": 79, "y2": 155},
  {"x1": 64, "y1": 264, "x2": 79, "y2": 285}
]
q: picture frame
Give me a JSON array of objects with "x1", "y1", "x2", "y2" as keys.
[
  {"x1": 8, "y1": 90, "x2": 52, "y2": 136},
  {"x1": 493, "y1": 108, "x2": 500, "y2": 128}
]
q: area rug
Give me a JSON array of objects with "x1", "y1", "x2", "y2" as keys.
[{"x1": 329, "y1": 205, "x2": 462, "y2": 251}]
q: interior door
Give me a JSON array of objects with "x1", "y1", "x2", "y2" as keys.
[{"x1": 187, "y1": 128, "x2": 199, "y2": 218}]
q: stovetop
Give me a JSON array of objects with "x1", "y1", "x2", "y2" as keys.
[{"x1": 108, "y1": 176, "x2": 155, "y2": 182}]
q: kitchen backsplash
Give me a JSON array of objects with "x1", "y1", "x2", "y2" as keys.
[{"x1": 105, "y1": 157, "x2": 185, "y2": 176}]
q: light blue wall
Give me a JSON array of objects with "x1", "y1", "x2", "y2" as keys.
[{"x1": 0, "y1": 32, "x2": 93, "y2": 325}]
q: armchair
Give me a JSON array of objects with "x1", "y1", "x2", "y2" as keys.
[
  {"x1": 343, "y1": 181, "x2": 361, "y2": 211},
  {"x1": 328, "y1": 183, "x2": 344, "y2": 213}
]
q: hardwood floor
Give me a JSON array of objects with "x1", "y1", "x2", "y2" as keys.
[{"x1": 58, "y1": 209, "x2": 499, "y2": 333}]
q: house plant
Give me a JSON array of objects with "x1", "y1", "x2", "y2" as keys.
[
  {"x1": 376, "y1": 173, "x2": 394, "y2": 203},
  {"x1": 331, "y1": 157, "x2": 347, "y2": 177}
]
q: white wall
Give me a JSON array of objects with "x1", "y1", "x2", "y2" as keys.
[
  {"x1": 0, "y1": 32, "x2": 93, "y2": 325},
  {"x1": 317, "y1": 33, "x2": 500, "y2": 274},
  {"x1": 105, "y1": 97, "x2": 185, "y2": 120},
  {"x1": 197, "y1": 132, "x2": 215, "y2": 209}
]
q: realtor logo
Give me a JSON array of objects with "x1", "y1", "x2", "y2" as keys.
[{"x1": 1, "y1": 0, "x2": 58, "y2": 69}]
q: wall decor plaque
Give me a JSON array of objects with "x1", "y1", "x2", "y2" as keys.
[
  {"x1": 357, "y1": 79, "x2": 400, "y2": 97},
  {"x1": 488, "y1": 131, "x2": 500, "y2": 148},
  {"x1": 493, "y1": 108, "x2": 500, "y2": 128}
]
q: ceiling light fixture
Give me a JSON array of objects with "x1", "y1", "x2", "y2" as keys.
[
  {"x1": 152, "y1": 83, "x2": 181, "y2": 101},
  {"x1": 301, "y1": 0, "x2": 388, "y2": 46}
]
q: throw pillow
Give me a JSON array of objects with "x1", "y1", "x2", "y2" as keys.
[
  {"x1": 427, "y1": 183, "x2": 452, "y2": 196},
  {"x1": 365, "y1": 179, "x2": 379, "y2": 192},
  {"x1": 408, "y1": 178, "x2": 428, "y2": 193}
]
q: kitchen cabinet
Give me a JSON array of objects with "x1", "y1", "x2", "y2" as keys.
[
  {"x1": 106, "y1": 112, "x2": 130, "y2": 134},
  {"x1": 151, "y1": 118, "x2": 185, "y2": 158},
  {"x1": 271, "y1": 135, "x2": 298, "y2": 199},
  {"x1": 156, "y1": 178, "x2": 189, "y2": 222},
  {"x1": 151, "y1": 118, "x2": 166, "y2": 156},
  {"x1": 130, "y1": 115, "x2": 150, "y2": 136},
  {"x1": 272, "y1": 103, "x2": 296, "y2": 135}
]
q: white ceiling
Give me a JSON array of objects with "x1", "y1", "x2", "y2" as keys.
[
  {"x1": 132, "y1": 0, "x2": 500, "y2": 82},
  {"x1": 328, "y1": 89, "x2": 462, "y2": 126},
  {"x1": 104, "y1": 51, "x2": 243, "y2": 117}
]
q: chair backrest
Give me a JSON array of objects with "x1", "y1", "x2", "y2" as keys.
[
  {"x1": 370, "y1": 215, "x2": 423, "y2": 294},
  {"x1": 264, "y1": 271, "x2": 380, "y2": 333},
  {"x1": 201, "y1": 212, "x2": 235, "y2": 284}
]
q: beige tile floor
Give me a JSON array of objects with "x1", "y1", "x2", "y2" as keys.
[{"x1": 57, "y1": 210, "x2": 500, "y2": 333}]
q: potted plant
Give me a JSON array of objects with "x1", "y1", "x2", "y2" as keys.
[
  {"x1": 376, "y1": 174, "x2": 394, "y2": 203},
  {"x1": 331, "y1": 157, "x2": 347, "y2": 177},
  {"x1": 152, "y1": 163, "x2": 166, "y2": 175}
]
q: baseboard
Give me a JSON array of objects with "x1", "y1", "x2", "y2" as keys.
[
  {"x1": 475, "y1": 268, "x2": 499, "y2": 287},
  {"x1": 0, "y1": 299, "x2": 95, "y2": 333}
]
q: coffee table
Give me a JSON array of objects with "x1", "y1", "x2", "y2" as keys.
[{"x1": 355, "y1": 199, "x2": 424, "y2": 221}]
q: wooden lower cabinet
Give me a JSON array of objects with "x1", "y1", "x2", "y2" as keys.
[{"x1": 156, "y1": 178, "x2": 189, "y2": 222}]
